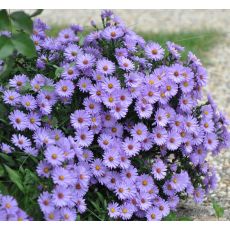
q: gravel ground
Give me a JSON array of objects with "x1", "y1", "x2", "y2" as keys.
[{"x1": 24, "y1": 9, "x2": 230, "y2": 220}]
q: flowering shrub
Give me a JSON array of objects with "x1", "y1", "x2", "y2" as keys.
[{"x1": 0, "y1": 10, "x2": 230, "y2": 221}]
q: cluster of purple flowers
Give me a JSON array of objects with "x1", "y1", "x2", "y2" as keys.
[
  {"x1": 0, "y1": 194, "x2": 30, "y2": 221},
  {"x1": 1, "y1": 10, "x2": 230, "y2": 221}
]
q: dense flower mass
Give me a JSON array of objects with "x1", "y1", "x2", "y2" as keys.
[
  {"x1": 0, "y1": 194, "x2": 30, "y2": 220},
  {"x1": 0, "y1": 10, "x2": 230, "y2": 221}
]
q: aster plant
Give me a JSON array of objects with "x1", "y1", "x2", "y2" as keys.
[{"x1": 0, "y1": 10, "x2": 230, "y2": 221}]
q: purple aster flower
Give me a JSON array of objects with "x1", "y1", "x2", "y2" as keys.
[
  {"x1": 168, "y1": 64, "x2": 184, "y2": 83},
  {"x1": 1, "y1": 195, "x2": 18, "y2": 214},
  {"x1": 110, "y1": 102, "x2": 128, "y2": 120},
  {"x1": 115, "y1": 181, "x2": 130, "y2": 200},
  {"x1": 130, "y1": 122, "x2": 148, "y2": 141},
  {"x1": 75, "y1": 127, "x2": 94, "y2": 147},
  {"x1": 91, "y1": 158, "x2": 106, "y2": 177},
  {"x1": 58, "y1": 28, "x2": 77, "y2": 44},
  {"x1": 193, "y1": 187, "x2": 205, "y2": 204},
  {"x1": 142, "y1": 85, "x2": 160, "y2": 104},
  {"x1": 1, "y1": 143, "x2": 13, "y2": 154},
  {"x1": 141, "y1": 133, "x2": 154, "y2": 151},
  {"x1": 183, "y1": 115, "x2": 198, "y2": 133},
  {"x1": 137, "y1": 192, "x2": 152, "y2": 211},
  {"x1": 24, "y1": 146, "x2": 38, "y2": 157},
  {"x1": 60, "y1": 208, "x2": 77, "y2": 221},
  {"x1": 152, "y1": 159, "x2": 167, "y2": 180},
  {"x1": 103, "y1": 150, "x2": 120, "y2": 169},
  {"x1": 155, "y1": 200, "x2": 170, "y2": 217},
  {"x1": 44, "y1": 210, "x2": 61, "y2": 221},
  {"x1": 152, "y1": 126, "x2": 168, "y2": 145},
  {"x1": 45, "y1": 145, "x2": 64, "y2": 166},
  {"x1": 155, "y1": 108, "x2": 168, "y2": 127},
  {"x1": 9, "y1": 110, "x2": 28, "y2": 131},
  {"x1": 102, "y1": 92, "x2": 118, "y2": 108},
  {"x1": 167, "y1": 195, "x2": 179, "y2": 210},
  {"x1": 64, "y1": 44, "x2": 82, "y2": 61},
  {"x1": 201, "y1": 105, "x2": 213, "y2": 119},
  {"x1": 89, "y1": 83, "x2": 104, "y2": 102},
  {"x1": 96, "y1": 59, "x2": 115, "y2": 75},
  {"x1": 170, "y1": 171, "x2": 189, "y2": 192},
  {"x1": 27, "y1": 112, "x2": 41, "y2": 130},
  {"x1": 190, "y1": 146, "x2": 207, "y2": 166},
  {"x1": 145, "y1": 42, "x2": 164, "y2": 61},
  {"x1": 136, "y1": 174, "x2": 154, "y2": 192},
  {"x1": 125, "y1": 72, "x2": 142, "y2": 88},
  {"x1": 201, "y1": 118, "x2": 214, "y2": 133},
  {"x1": 61, "y1": 63, "x2": 79, "y2": 80},
  {"x1": 11, "y1": 134, "x2": 31, "y2": 150},
  {"x1": 102, "y1": 76, "x2": 121, "y2": 93},
  {"x1": 121, "y1": 165, "x2": 138, "y2": 183},
  {"x1": 135, "y1": 100, "x2": 153, "y2": 119},
  {"x1": 166, "y1": 41, "x2": 184, "y2": 59},
  {"x1": 33, "y1": 128, "x2": 55, "y2": 147},
  {"x1": 9, "y1": 74, "x2": 28, "y2": 90},
  {"x1": 115, "y1": 48, "x2": 128, "y2": 59},
  {"x1": 163, "y1": 181, "x2": 176, "y2": 196},
  {"x1": 117, "y1": 88, "x2": 132, "y2": 106},
  {"x1": 55, "y1": 79, "x2": 74, "y2": 98},
  {"x1": 76, "y1": 53, "x2": 95, "y2": 70},
  {"x1": 180, "y1": 78, "x2": 194, "y2": 93},
  {"x1": 21, "y1": 94, "x2": 37, "y2": 111},
  {"x1": 162, "y1": 80, "x2": 178, "y2": 97},
  {"x1": 108, "y1": 202, "x2": 120, "y2": 219},
  {"x1": 166, "y1": 131, "x2": 182, "y2": 151},
  {"x1": 83, "y1": 97, "x2": 101, "y2": 114},
  {"x1": 119, "y1": 202, "x2": 134, "y2": 220},
  {"x1": 119, "y1": 152, "x2": 131, "y2": 169},
  {"x1": 3, "y1": 90, "x2": 21, "y2": 106},
  {"x1": 204, "y1": 133, "x2": 219, "y2": 151},
  {"x1": 52, "y1": 167, "x2": 73, "y2": 187},
  {"x1": 196, "y1": 66, "x2": 208, "y2": 87},
  {"x1": 52, "y1": 185, "x2": 73, "y2": 208},
  {"x1": 118, "y1": 57, "x2": 134, "y2": 71},
  {"x1": 77, "y1": 77, "x2": 92, "y2": 92},
  {"x1": 37, "y1": 99, "x2": 52, "y2": 115},
  {"x1": 179, "y1": 94, "x2": 195, "y2": 112},
  {"x1": 36, "y1": 160, "x2": 52, "y2": 178},
  {"x1": 146, "y1": 207, "x2": 162, "y2": 221},
  {"x1": 16, "y1": 209, "x2": 29, "y2": 221},
  {"x1": 122, "y1": 137, "x2": 141, "y2": 157},
  {"x1": 102, "y1": 26, "x2": 124, "y2": 40},
  {"x1": 38, "y1": 191, "x2": 55, "y2": 214},
  {"x1": 70, "y1": 109, "x2": 91, "y2": 130}
]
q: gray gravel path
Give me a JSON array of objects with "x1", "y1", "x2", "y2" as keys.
[{"x1": 24, "y1": 9, "x2": 230, "y2": 220}]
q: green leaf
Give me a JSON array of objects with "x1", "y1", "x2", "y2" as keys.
[
  {"x1": 10, "y1": 11, "x2": 33, "y2": 34},
  {"x1": 0, "y1": 10, "x2": 11, "y2": 31},
  {"x1": 11, "y1": 32, "x2": 36, "y2": 58},
  {"x1": 20, "y1": 81, "x2": 32, "y2": 93},
  {"x1": 30, "y1": 9, "x2": 43, "y2": 18},
  {"x1": 4, "y1": 165, "x2": 24, "y2": 193},
  {"x1": 212, "y1": 200, "x2": 224, "y2": 219},
  {"x1": 41, "y1": 85, "x2": 55, "y2": 92},
  {"x1": 0, "y1": 152, "x2": 15, "y2": 166},
  {"x1": 55, "y1": 67, "x2": 64, "y2": 78},
  {"x1": 0, "y1": 36, "x2": 14, "y2": 59},
  {"x1": 0, "y1": 164, "x2": 4, "y2": 177},
  {"x1": 0, "y1": 181, "x2": 8, "y2": 194}
]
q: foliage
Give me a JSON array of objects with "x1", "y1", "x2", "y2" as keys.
[{"x1": 212, "y1": 199, "x2": 224, "y2": 220}]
